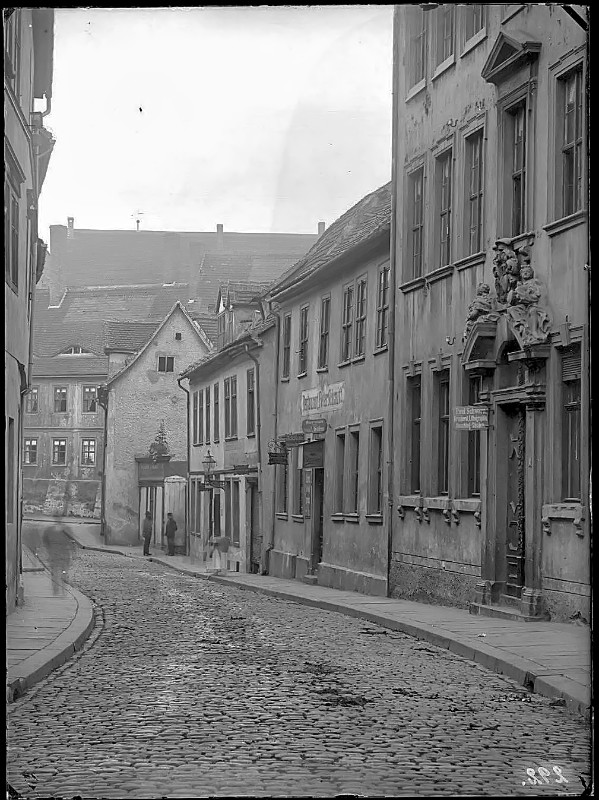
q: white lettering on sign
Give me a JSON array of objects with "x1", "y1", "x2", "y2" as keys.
[
  {"x1": 301, "y1": 382, "x2": 345, "y2": 416},
  {"x1": 454, "y1": 405, "x2": 489, "y2": 430}
]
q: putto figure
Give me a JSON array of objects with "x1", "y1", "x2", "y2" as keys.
[
  {"x1": 463, "y1": 282, "x2": 495, "y2": 342},
  {"x1": 506, "y1": 264, "x2": 551, "y2": 346}
]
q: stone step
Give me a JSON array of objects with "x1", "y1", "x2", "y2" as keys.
[{"x1": 469, "y1": 601, "x2": 549, "y2": 623}]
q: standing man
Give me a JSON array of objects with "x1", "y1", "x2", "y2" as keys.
[
  {"x1": 165, "y1": 512, "x2": 177, "y2": 556},
  {"x1": 142, "y1": 511, "x2": 153, "y2": 556}
]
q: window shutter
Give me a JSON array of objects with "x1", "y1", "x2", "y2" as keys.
[{"x1": 562, "y1": 345, "x2": 581, "y2": 382}]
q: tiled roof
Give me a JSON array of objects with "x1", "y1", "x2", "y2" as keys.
[
  {"x1": 103, "y1": 321, "x2": 160, "y2": 352},
  {"x1": 188, "y1": 310, "x2": 218, "y2": 345},
  {"x1": 47, "y1": 227, "x2": 318, "y2": 289},
  {"x1": 32, "y1": 355, "x2": 109, "y2": 379},
  {"x1": 269, "y1": 182, "x2": 391, "y2": 297},
  {"x1": 220, "y1": 280, "x2": 273, "y2": 307}
]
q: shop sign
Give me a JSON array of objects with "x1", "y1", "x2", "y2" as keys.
[
  {"x1": 302, "y1": 439, "x2": 324, "y2": 469},
  {"x1": 300, "y1": 382, "x2": 345, "y2": 416},
  {"x1": 454, "y1": 405, "x2": 489, "y2": 430},
  {"x1": 280, "y1": 433, "x2": 305, "y2": 447},
  {"x1": 138, "y1": 460, "x2": 165, "y2": 481},
  {"x1": 303, "y1": 469, "x2": 312, "y2": 518},
  {"x1": 302, "y1": 418, "x2": 327, "y2": 434}
]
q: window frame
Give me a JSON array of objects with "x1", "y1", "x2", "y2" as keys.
[
  {"x1": 435, "y1": 147, "x2": 453, "y2": 268},
  {"x1": 407, "y1": 166, "x2": 425, "y2": 279},
  {"x1": 375, "y1": 262, "x2": 390, "y2": 351},
  {"x1": 334, "y1": 429, "x2": 346, "y2": 514},
  {"x1": 436, "y1": 370, "x2": 451, "y2": 495},
  {"x1": 561, "y1": 345, "x2": 582, "y2": 501},
  {"x1": 157, "y1": 355, "x2": 175, "y2": 373},
  {"x1": 407, "y1": 6, "x2": 427, "y2": 91},
  {"x1": 52, "y1": 438, "x2": 67, "y2": 466},
  {"x1": 81, "y1": 438, "x2": 96, "y2": 466},
  {"x1": 224, "y1": 375, "x2": 238, "y2": 440},
  {"x1": 281, "y1": 313, "x2": 291, "y2": 380},
  {"x1": 25, "y1": 386, "x2": 39, "y2": 414},
  {"x1": 407, "y1": 375, "x2": 422, "y2": 494},
  {"x1": 298, "y1": 305, "x2": 309, "y2": 376},
  {"x1": 317, "y1": 295, "x2": 330, "y2": 370},
  {"x1": 367, "y1": 423, "x2": 384, "y2": 516},
  {"x1": 192, "y1": 390, "x2": 198, "y2": 445},
  {"x1": 347, "y1": 427, "x2": 360, "y2": 515},
  {"x1": 292, "y1": 446, "x2": 304, "y2": 517},
  {"x1": 213, "y1": 382, "x2": 220, "y2": 442},
  {"x1": 276, "y1": 460, "x2": 288, "y2": 515},
  {"x1": 23, "y1": 437, "x2": 38, "y2": 465},
  {"x1": 198, "y1": 388, "x2": 204, "y2": 445},
  {"x1": 5, "y1": 179, "x2": 20, "y2": 292},
  {"x1": 354, "y1": 276, "x2": 368, "y2": 359},
  {"x1": 435, "y1": 5, "x2": 455, "y2": 70},
  {"x1": 246, "y1": 368, "x2": 256, "y2": 436},
  {"x1": 464, "y1": 127, "x2": 485, "y2": 257},
  {"x1": 205, "y1": 385, "x2": 211, "y2": 444},
  {"x1": 467, "y1": 375, "x2": 482, "y2": 497},
  {"x1": 340, "y1": 282, "x2": 354, "y2": 363},
  {"x1": 82, "y1": 385, "x2": 98, "y2": 414},
  {"x1": 559, "y1": 67, "x2": 584, "y2": 219},
  {"x1": 462, "y1": 4, "x2": 486, "y2": 54},
  {"x1": 53, "y1": 386, "x2": 68, "y2": 414}
]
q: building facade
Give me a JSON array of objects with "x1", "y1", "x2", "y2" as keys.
[
  {"x1": 182, "y1": 307, "x2": 277, "y2": 575},
  {"x1": 390, "y1": 4, "x2": 589, "y2": 621},
  {"x1": 101, "y1": 303, "x2": 212, "y2": 546},
  {"x1": 22, "y1": 356, "x2": 107, "y2": 519},
  {"x1": 266, "y1": 183, "x2": 392, "y2": 595},
  {"x1": 5, "y1": 9, "x2": 55, "y2": 610}
]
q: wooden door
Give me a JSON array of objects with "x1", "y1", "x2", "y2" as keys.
[
  {"x1": 504, "y1": 406, "x2": 526, "y2": 602},
  {"x1": 249, "y1": 480, "x2": 261, "y2": 573},
  {"x1": 313, "y1": 468, "x2": 324, "y2": 567}
]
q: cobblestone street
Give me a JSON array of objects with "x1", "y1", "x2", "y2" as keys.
[{"x1": 8, "y1": 541, "x2": 591, "y2": 799}]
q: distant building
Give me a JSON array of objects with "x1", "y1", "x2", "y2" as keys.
[
  {"x1": 265, "y1": 183, "x2": 392, "y2": 593},
  {"x1": 5, "y1": 9, "x2": 55, "y2": 611},
  {"x1": 100, "y1": 302, "x2": 213, "y2": 547},
  {"x1": 390, "y1": 4, "x2": 589, "y2": 621}
]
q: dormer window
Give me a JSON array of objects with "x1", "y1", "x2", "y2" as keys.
[{"x1": 61, "y1": 345, "x2": 88, "y2": 355}]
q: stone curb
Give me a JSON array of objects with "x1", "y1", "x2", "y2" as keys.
[
  {"x1": 7, "y1": 583, "x2": 95, "y2": 704},
  {"x1": 61, "y1": 541, "x2": 591, "y2": 719}
]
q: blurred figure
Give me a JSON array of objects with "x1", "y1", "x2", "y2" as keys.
[
  {"x1": 41, "y1": 520, "x2": 77, "y2": 595},
  {"x1": 165, "y1": 512, "x2": 177, "y2": 556},
  {"x1": 142, "y1": 511, "x2": 153, "y2": 556}
]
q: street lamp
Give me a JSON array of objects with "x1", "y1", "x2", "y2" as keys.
[{"x1": 202, "y1": 450, "x2": 216, "y2": 479}]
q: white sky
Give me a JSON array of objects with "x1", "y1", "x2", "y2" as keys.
[{"x1": 38, "y1": 5, "x2": 393, "y2": 240}]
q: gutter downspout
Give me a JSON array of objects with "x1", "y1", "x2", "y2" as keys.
[
  {"x1": 244, "y1": 341, "x2": 263, "y2": 574},
  {"x1": 177, "y1": 376, "x2": 191, "y2": 557},
  {"x1": 266, "y1": 307, "x2": 282, "y2": 575},
  {"x1": 386, "y1": 7, "x2": 400, "y2": 598},
  {"x1": 98, "y1": 387, "x2": 109, "y2": 540}
]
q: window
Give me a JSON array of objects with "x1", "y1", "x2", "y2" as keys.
[
  {"x1": 224, "y1": 376, "x2": 237, "y2": 438},
  {"x1": 228, "y1": 480, "x2": 241, "y2": 546},
  {"x1": 23, "y1": 438, "x2": 37, "y2": 465},
  {"x1": 158, "y1": 356, "x2": 175, "y2": 373},
  {"x1": 562, "y1": 345, "x2": 581, "y2": 500},
  {"x1": 436, "y1": 5, "x2": 454, "y2": 66},
  {"x1": 54, "y1": 386, "x2": 67, "y2": 413},
  {"x1": 318, "y1": 296, "x2": 330, "y2": 369},
  {"x1": 292, "y1": 448, "x2": 304, "y2": 516},
  {"x1": 276, "y1": 460, "x2": 288, "y2": 514},
  {"x1": 560, "y1": 68, "x2": 584, "y2": 218},
  {"x1": 354, "y1": 277, "x2": 367, "y2": 358},
  {"x1": 335, "y1": 431, "x2": 346, "y2": 512},
  {"x1": 281, "y1": 313, "x2": 291, "y2": 379},
  {"x1": 465, "y1": 130, "x2": 484, "y2": 255},
  {"x1": 246, "y1": 369, "x2": 255, "y2": 436},
  {"x1": 52, "y1": 439, "x2": 67, "y2": 465},
  {"x1": 437, "y1": 371, "x2": 450, "y2": 494},
  {"x1": 81, "y1": 439, "x2": 96, "y2": 466},
  {"x1": 82, "y1": 386, "x2": 98, "y2": 413},
  {"x1": 348, "y1": 429, "x2": 360, "y2": 514},
  {"x1": 408, "y1": 7, "x2": 426, "y2": 88},
  {"x1": 4, "y1": 9, "x2": 21, "y2": 94},
  {"x1": 7, "y1": 418, "x2": 15, "y2": 522},
  {"x1": 341, "y1": 284, "x2": 354, "y2": 362},
  {"x1": 368, "y1": 425, "x2": 384, "y2": 515},
  {"x1": 25, "y1": 387, "x2": 39, "y2": 414},
  {"x1": 62, "y1": 345, "x2": 85, "y2": 355},
  {"x1": 213, "y1": 383, "x2": 220, "y2": 441},
  {"x1": 5, "y1": 180, "x2": 19, "y2": 291},
  {"x1": 298, "y1": 305, "x2": 309, "y2": 375},
  {"x1": 509, "y1": 103, "x2": 527, "y2": 236},
  {"x1": 408, "y1": 376, "x2": 421, "y2": 493},
  {"x1": 436, "y1": 150, "x2": 452, "y2": 267},
  {"x1": 408, "y1": 167, "x2": 424, "y2": 278},
  {"x1": 467, "y1": 376, "x2": 482, "y2": 496},
  {"x1": 464, "y1": 4, "x2": 485, "y2": 44},
  {"x1": 192, "y1": 390, "x2": 198, "y2": 444},
  {"x1": 198, "y1": 389, "x2": 204, "y2": 445},
  {"x1": 375, "y1": 264, "x2": 390, "y2": 350},
  {"x1": 205, "y1": 385, "x2": 211, "y2": 444}
]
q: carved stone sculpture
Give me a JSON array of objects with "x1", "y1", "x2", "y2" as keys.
[
  {"x1": 463, "y1": 283, "x2": 495, "y2": 342},
  {"x1": 506, "y1": 265, "x2": 551, "y2": 347}
]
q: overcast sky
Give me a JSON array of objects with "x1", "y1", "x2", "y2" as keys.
[{"x1": 38, "y1": 6, "x2": 393, "y2": 240}]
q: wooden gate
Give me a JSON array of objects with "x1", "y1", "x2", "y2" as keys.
[
  {"x1": 139, "y1": 485, "x2": 164, "y2": 547},
  {"x1": 164, "y1": 476, "x2": 187, "y2": 552}
]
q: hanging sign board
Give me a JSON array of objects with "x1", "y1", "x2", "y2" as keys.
[
  {"x1": 302, "y1": 418, "x2": 327, "y2": 435},
  {"x1": 303, "y1": 469, "x2": 312, "y2": 518},
  {"x1": 454, "y1": 405, "x2": 489, "y2": 430},
  {"x1": 280, "y1": 433, "x2": 305, "y2": 447},
  {"x1": 268, "y1": 451, "x2": 288, "y2": 466},
  {"x1": 302, "y1": 439, "x2": 324, "y2": 469}
]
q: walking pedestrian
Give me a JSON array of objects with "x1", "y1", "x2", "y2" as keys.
[
  {"x1": 41, "y1": 520, "x2": 76, "y2": 595},
  {"x1": 165, "y1": 512, "x2": 177, "y2": 556},
  {"x1": 142, "y1": 511, "x2": 153, "y2": 556},
  {"x1": 209, "y1": 533, "x2": 231, "y2": 575}
]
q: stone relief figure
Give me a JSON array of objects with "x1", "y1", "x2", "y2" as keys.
[
  {"x1": 492, "y1": 239, "x2": 531, "y2": 305},
  {"x1": 463, "y1": 282, "x2": 495, "y2": 342},
  {"x1": 505, "y1": 264, "x2": 551, "y2": 346}
]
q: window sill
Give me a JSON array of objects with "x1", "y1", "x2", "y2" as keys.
[
  {"x1": 337, "y1": 359, "x2": 352, "y2": 369},
  {"x1": 542, "y1": 502, "x2": 584, "y2": 520},
  {"x1": 331, "y1": 513, "x2": 345, "y2": 523},
  {"x1": 276, "y1": 512, "x2": 288, "y2": 520},
  {"x1": 192, "y1": 442, "x2": 206, "y2": 448},
  {"x1": 452, "y1": 498, "x2": 482, "y2": 513},
  {"x1": 461, "y1": 30, "x2": 487, "y2": 58},
  {"x1": 280, "y1": 377, "x2": 290, "y2": 383},
  {"x1": 399, "y1": 276, "x2": 425, "y2": 294},
  {"x1": 316, "y1": 366, "x2": 328, "y2": 374},
  {"x1": 23, "y1": 463, "x2": 37, "y2": 468},
  {"x1": 247, "y1": 432, "x2": 256, "y2": 439},
  {"x1": 406, "y1": 78, "x2": 426, "y2": 103},
  {"x1": 352, "y1": 355, "x2": 365, "y2": 365},
  {"x1": 291, "y1": 514, "x2": 305, "y2": 523},
  {"x1": 296, "y1": 372, "x2": 308, "y2": 380},
  {"x1": 425, "y1": 264, "x2": 454, "y2": 284},
  {"x1": 365, "y1": 513, "x2": 384, "y2": 525},
  {"x1": 344, "y1": 513, "x2": 360, "y2": 524},
  {"x1": 455, "y1": 251, "x2": 486, "y2": 272},
  {"x1": 373, "y1": 345, "x2": 388, "y2": 356},
  {"x1": 432, "y1": 54, "x2": 455, "y2": 82},
  {"x1": 543, "y1": 210, "x2": 587, "y2": 238},
  {"x1": 213, "y1": 438, "x2": 220, "y2": 444},
  {"x1": 224, "y1": 436, "x2": 238, "y2": 442}
]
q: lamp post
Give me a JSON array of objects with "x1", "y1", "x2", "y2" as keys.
[{"x1": 203, "y1": 450, "x2": 227, "y2": 490}]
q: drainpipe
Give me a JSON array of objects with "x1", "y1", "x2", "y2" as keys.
[
  {"x1": 265, "y1": 308, "x2": 282, "y2": 574},
  {"x1": 244, "y1": 340, "x2": 263, "y2": 573},
  {"x1": 177, "y1": 376, "x2": 191, "y2": 557},
  {"x1": 386, "y1": 10, "x2": 400, "y2": 598},
  {"x1": 97, "y1": 386, "x2": 109, "y2": 540}
]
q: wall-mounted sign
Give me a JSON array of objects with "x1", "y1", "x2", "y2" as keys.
[
  {"x1": 280, "y1": 433, "x2": 305, "y2": 447},
  {"x1": 301, "y1": 382, "x2": 345, "y2": 416},
  {"x1": 302, "y1": 418, "x2": 328, "y2": 435},
  {"x1": 304, "y1": 469, "x2": 312, "y2": 518},
  {"x1": 268, "y1": 451, "x2": 288, "y2": 466},
  {"x1": 454, "y1": 405, "x2": 489, "y2": 430},
  {"x1": 302, "y1": 439, "x2": 324, "y2": 469}
]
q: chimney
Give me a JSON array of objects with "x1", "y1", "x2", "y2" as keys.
[
  {"x1": 67, "y1": 216, "x2": 74, "y2": 239},
  {"x1": 216, "y1": 223, "x2": 224, "y2": 251},
  {"x1": 318, "y1": 221, "x2": 326, "y2": 236}
]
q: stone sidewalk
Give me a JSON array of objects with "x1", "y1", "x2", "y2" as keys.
[
  {"x1": 56, "y1": 522, "x2": 591, "y2": 718},
  {"x1": 6, "y1": 547, "x2": 95, "y2": 703}
]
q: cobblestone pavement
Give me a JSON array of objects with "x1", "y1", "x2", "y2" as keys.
[{"x1": 7, "y1": 543, "x2": 592, "y2": 799}]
